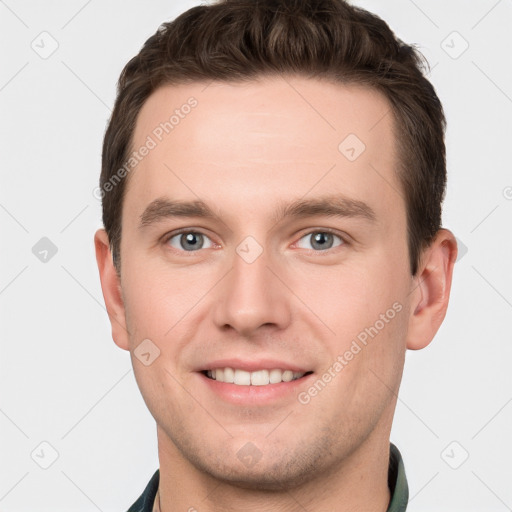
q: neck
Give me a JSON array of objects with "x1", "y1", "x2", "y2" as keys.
[{"x1": 155, "y1": 425, "x2": 392, "y2": 512}]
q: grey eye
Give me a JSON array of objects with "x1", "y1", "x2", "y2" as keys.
[
  {"x1": 168, "y1": 232, "x2": 213, "y2": 251},
  {"x1": 296, "y1": 231, "x2": 343, "y2": 251}
]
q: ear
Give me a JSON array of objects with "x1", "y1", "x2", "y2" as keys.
[
  {"x1": 94, "y1": 228, "x2": 130, "y2": 351},
  {"x1": 406, "y1": 228, "x2": 458, "y2": 350}
]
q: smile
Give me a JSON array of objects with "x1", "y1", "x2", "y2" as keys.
[{"x1": 203, "y1": 368, "x2": 313, "y2": 386}]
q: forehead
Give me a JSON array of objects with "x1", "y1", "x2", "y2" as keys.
[{"x1": 125, "y1": 76, "x2": 402, "y2": 225}]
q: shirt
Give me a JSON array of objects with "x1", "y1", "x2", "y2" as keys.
[{"x1": 127, "y1": 442, "x2": 409, "y2": 511}]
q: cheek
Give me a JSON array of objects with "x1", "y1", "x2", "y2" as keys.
[
  {"x1": 300, "y1": 256, "x2": 410, "y2": 404},
  {"x1": 130, "y1": 357, "x2": 187, "y2": 439},
  {"x1": 121, "y1": 256, "x2": 206, "y2": 343},
  {"x1": 304, "y1": 263, "x2": 405, "y2": 337}
]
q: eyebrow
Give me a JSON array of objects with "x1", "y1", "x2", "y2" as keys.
[{"x1": 138, "y1": 195, "x2": 376, "y2": 229}]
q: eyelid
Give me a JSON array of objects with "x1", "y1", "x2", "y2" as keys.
[{"x1": 161, "y1": 227, "x2": 211, "y2": 240}]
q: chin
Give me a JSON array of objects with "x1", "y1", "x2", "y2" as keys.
[
  {"x1": 183, "y1": 438, "x2": 331, "y2": 491},
  {"x1": 202, "y1": 460, "x2": 317, "y2": 491}
]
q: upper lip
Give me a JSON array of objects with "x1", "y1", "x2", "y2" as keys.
[{"x1": 198, "y1": 358, "x2": 312, "y2": 373}]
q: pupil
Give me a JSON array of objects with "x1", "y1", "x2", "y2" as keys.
[
  {"x1": 312, "y1": 232, "x2": 332, "y2": 250},
  {"x1": 182, "y1": 232, "x2": 202, "y2": 250}
]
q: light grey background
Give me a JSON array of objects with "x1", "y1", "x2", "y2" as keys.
[{"x1": 1, "y1": 0, "x2": 511, "y2": 510}]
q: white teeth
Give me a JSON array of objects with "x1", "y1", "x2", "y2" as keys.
[
  {"x1": 282, "y1": 370, "x2": 293, "y2": 382},
  {"x1": 251, "y1": 369, "x2": 269, "y2": 386},
  {"x1": 269, "y1": 369, "x2": 282, "y2": 384},
  {"x1": 206, "y1": 367, "x2": 307, "y2": 385},
  {"x1": 234, "y1": 369, "x2": 251, "y2": 385},
  {"x1": 223, "y1": 367, "x2": 234, "y2": 383}
]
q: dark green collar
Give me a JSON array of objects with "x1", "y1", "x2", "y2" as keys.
[
  {"x1": 128, "y1": 442, "x2": 408, "y2": 511},
  {"x1": 387, "y1": 443, "x2": 409, "y2": 511}
]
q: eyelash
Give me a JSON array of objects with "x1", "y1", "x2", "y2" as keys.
[{"x1": 161, "y1": 228, "x2": 349, "y2": 255}]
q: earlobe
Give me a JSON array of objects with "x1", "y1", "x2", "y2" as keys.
[
  {"x1": 406, "y1": 229, "x2": 458, "y2": 350},
  {"x1": 94, "y1": 228, "x2": 130, "y2": 351}
]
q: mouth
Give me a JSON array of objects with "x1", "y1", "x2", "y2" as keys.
[{"x1": 201, "y1": 367, "x2": 314, "y2": 386}]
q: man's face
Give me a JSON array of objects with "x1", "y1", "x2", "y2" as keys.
[{"x1": 118, "y1": 77, "x2": 415, "y2": 487}]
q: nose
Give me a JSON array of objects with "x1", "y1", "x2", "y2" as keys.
[{"x1": 212, "y1": 243, "x2": 292, "y2": 337}]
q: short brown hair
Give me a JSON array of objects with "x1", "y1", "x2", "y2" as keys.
[{"x1": 100, "y1": 0, "x2": 446, "y2": 276}]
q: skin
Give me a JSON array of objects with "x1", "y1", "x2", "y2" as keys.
[{"x1": 95, "y1": 76, "x2": 457, "y2": 511}]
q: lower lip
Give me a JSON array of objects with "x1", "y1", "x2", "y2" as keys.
[{"x1": 198, "y1": 372, "x2": 314, "y2": 405}]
